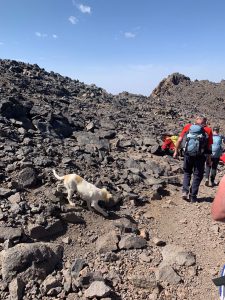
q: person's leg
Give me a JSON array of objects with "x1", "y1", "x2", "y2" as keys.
[
  {"x1": 168, "y1": 149, "x2": 175, "y2": 156},
  {"x1": 190, "y1": 155, "x2": 206, "y2": 201},
  {"x1": 204, "y1": 161, "x2": 211, "y2": 186},
  {"x1": 211, "y1": 158, "x2": 220, "y2": 186},
  {"x1": 182, "y1": 155, "x2": 194, "y2": 199},
  {"x1": 154, "y1": 146, "x2": 164, "y2": 156}
]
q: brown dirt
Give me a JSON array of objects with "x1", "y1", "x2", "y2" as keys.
[
  {"x1": 53, "y1": 152, "x2": 225, "y2": 300},
  {"x1": 147, "y1": 173, "x2": 225, "y2": 300}
]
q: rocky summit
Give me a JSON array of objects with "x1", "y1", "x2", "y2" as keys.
[{"x1": 0, "y1": 59, "x2": 225, "y2": 300}]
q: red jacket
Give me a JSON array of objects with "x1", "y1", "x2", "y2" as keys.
[{"x1": 161, "y1": 137, "x2": 175, "y2": 151}]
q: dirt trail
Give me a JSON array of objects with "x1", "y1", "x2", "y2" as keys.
[
  {"x1": 117, "y1": 150, "x2": 225, "y2": 299},
  {"x1": 58, "y1": 174, "x2": 225, "y2": 299},
  {"x1": 147, "y1": 179, "x2": 225, "y2": 300},
  {"x1": 52, "y1": 149, "x2": 225, "y2": 300}
]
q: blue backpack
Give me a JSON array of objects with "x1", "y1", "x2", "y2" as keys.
[
  {"x1": 212, "y1": 135, "x2": 223, "y2": 158},
  {"x1": 184, "y1": 124, "x2": 208, "y2": 156}
]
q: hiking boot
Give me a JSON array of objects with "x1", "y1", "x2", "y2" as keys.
[
  {"x1": 182, "y1": 192, "x2": 189, "y2": 201},
  {"x1": 211, "y1": 181, "x2": 217, "y2": 187},
  {"x1": 205, "y1": 179, "x2": 209, "y2": 187},
  {"x1": 190, "y1": 196, "x2": 198, "y2": 203}
]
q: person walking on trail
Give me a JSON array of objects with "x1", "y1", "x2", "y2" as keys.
[
  {"x1": 205, "y1": 127, "x2": 224, "y2": 187},
  {"x1": 211, "y1": 175, "x2": 225, "y2": 222},
  {"x1": 173, "y1": 116, "x2": 213, "y2": 202}
]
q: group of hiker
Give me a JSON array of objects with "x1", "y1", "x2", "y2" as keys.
[
  {"x1": 159, "y1": 115, "x2": 225, "y2": 203},
  {"x1": 159, "y1": 115, "x2": 225, "y2": 297}
]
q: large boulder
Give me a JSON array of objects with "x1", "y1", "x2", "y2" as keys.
[
  {"x1": 49, "y1": 114, "x2": 73, "y2": 138},
  {"x1": 1, "y1": 242, "x2": 63, "y2": 283},
  {"x1": 118, "y1": 234, "x2": 147, "y2": 250},
  {"x1": 27, "y1": 220, "x2": 64, "y2": 240},
  {"x1": 160, "y1": 244, "x2": 196, "y2": 267},
  {"x1": 0, "y1": 97, "x2": 29, "y2": 119},
  {"x1": 96, "y1": 232, "x2": 119, "y2": 253},
  {"x1": 0, "y1": 226, "x2": 23, "y2": 243},
  {"x1": 17, "y1": 167, "x2": 37, "y2": 188}
]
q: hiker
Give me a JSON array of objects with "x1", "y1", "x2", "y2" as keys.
[
  {"x1": 205, "y1": 127, "x2": 225, "y2": 187},
  {"x1": 211, "y1": 175, "x2": 225, "y2": 222},
  {"x1": 173, "y1": 116, "x2": 213, "y2": 202},
  {"x1": 160, "y1": 133, "x2": 178, "y2": 156}
]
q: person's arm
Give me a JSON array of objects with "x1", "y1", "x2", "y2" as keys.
[
  {"x1": 173, "y1": 136, "x2": 183, "y2": 158},
  {"x1": 173, "y1": 124, "x2": 190, "y2": 158},
  {"x1": 211, "y1": 175, "x2": 225, "y2": 222}
]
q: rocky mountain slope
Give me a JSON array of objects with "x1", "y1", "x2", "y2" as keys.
[
  {"x1": 151, "y1": 72, "x2": 225, "y2": 131},
  {"x1": 0, "y1": 59, "x2": 225, "y2": 300}
]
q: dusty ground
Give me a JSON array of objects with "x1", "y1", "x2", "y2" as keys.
[
  {"x1": 148, "y1": 182, "x2": 225, "y2": 300},
  {"x1": 52, "y1": 152, "x2": 225, "y2": 300}
]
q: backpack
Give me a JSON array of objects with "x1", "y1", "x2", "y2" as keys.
[
  {"x1": 170, "y1": 135, "x2": 178, "y2": 146},
  {"x1": 184, "y1": 124, "x2": 208, "y2": 156},
  {"x1": 212, "y1": 135, "x2": 223, "y2": 158}
]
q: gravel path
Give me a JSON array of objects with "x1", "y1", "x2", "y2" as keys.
[{"x1": 149, "y1": 179, "x2": 225, "y2": 300}]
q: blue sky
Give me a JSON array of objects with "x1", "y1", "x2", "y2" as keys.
[{"x1": 0, "y1": 0, "x2": 225, "y2": 95}]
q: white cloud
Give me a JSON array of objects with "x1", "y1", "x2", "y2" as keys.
[
  {"x1": 52, "y1": 34, "x2": 58, "y2": 39},
  {"x1": 78, "y1": 4, "x2": 91, "y2": 14},
  {"x1": 68, "y1": 16, "x2": 78, "y2": 24},
  {"x1": 124, "y1": 32, "x2": 136, "y2": 39},
  {"x1": 35, "y1": 32, "x2": 47, "y2": 38}
]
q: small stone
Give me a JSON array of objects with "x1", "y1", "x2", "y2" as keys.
[
  {"x1": 62, "y1": 237, "x2": 71, "y2": 244},
  {"x1": 139, "y1": 229, "x2": 149, "y2": 240},
  {"x1": 71, "y1": 258, "x2": 87, "y2": 278},
  {"x1": 8, "y1": 192, "x2": 21, "y2": 204},
  {"x1": 84, "y1": 281, "x2": 111, "y2": 298},
  {"x1": 96, "y1": 232, "x2": 119, "y2": 253},
  {"x1": 152, "y1": 237, "x2": 166, "y2": 246},
  {"x1": 118, "y1": 234, "x2": 147, "y2": 250},
  {"x1": 139, "y1": 252, "x2": 151, "y2": 263},
  {"x1": 156, "y1": 265, "x2": 181, "y2": 284}
]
